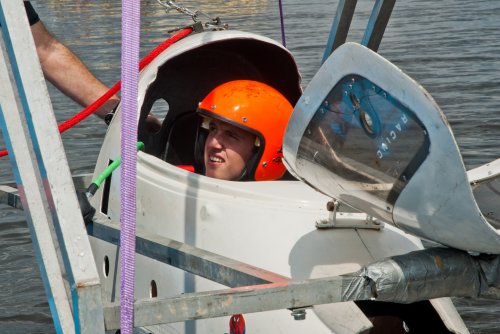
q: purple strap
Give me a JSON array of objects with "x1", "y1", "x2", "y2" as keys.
[
  {"x1": 278, "y1": 0, "x2": 286, "y2": 47},
  {"x1": 120, "y1": 0, "x2": 140, "y2": 333}
]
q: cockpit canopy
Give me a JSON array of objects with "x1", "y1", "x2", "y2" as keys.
[
  {"x1": 284, "y1": 42, "x2": 500, "y2": 254},
  {"x1": 137, "y1": 31, "x2": 302, "y2": 173}
]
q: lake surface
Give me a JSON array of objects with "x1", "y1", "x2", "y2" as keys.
[{"x1": 0, "y1": 0, "x2": 499, "y2": 332}]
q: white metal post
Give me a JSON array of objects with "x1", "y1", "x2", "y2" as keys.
[{"x1": 0, "y1": 0, "x2": 104, "y2": 332}]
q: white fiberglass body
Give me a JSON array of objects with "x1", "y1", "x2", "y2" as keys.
[
  {"x1": 284, "y1": 43, "x2": 500, "y2": 254},
  {"x1": 89, "y1": 31, "x2": 468, "y2": 333}
]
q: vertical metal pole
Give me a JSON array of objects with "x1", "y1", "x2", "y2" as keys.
[
  {"x1": 0, "y1": 41, "x2": 76, "y2": 333},
  {"x1": 322, "y1": 0, "x2": 358, "y2": 64},
  {"x1": 0, "y1": 0, "x2": 104, "y2": 332},
  {"x1": 360, "y1": 0, "x2": 396, "y2": 52}
]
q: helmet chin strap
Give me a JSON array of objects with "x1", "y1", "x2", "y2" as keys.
[
  {"x1": 234, "y1": 146, "x2": 260, "y2": 181},
  {"x1": 232, "y1": 167, "x2": 249, "y2": 181}
]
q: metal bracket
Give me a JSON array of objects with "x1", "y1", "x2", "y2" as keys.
[
  {"x1": 0, "y1": 184, "x2": 22, "y2": 209},
  {"x1": 316, "y1": 200, "x2": 384, "y2": 230},
  {"x1": 157, "y1": 0, "x2": 228, "y2": 31}
]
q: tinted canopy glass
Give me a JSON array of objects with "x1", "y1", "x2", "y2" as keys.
[{"x1": 296, "y1": 75, "x2": 430, "y2": 218}]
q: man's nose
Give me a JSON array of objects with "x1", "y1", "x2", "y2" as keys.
[{"x1": 207, "y1": 133, "x2": 223, "y2": 149}]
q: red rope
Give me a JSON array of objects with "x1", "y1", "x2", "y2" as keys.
[{"x1": 0, "y1": 27, "x2": 193, "y2": 158}]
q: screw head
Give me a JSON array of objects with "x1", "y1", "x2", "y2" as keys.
[{"x1": 291, "y1": 309, "x2": 306, "y2": 320}]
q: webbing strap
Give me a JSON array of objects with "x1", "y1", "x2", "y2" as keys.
[{"x1": 120, "y1": 0, "x2": 140, "y2": 332}]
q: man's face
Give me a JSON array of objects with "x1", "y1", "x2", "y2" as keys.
[{"x1": 204, "y1": 118, "x2": 255, "y2": 180}]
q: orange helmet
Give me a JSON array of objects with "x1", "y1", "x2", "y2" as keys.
[{"x1": 196, "y1": 80, "x2": 293, "y2": 181}]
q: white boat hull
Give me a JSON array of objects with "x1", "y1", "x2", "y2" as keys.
[{"x1": 89, "y1": 30, "x2": 468, "y2": 333}]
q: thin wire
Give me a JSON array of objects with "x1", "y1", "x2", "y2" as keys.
[{"x1": 278, "y1": 0, "x2": 286, "y2": 47}]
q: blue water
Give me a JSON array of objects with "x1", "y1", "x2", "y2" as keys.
[{"x1": 0, "y1": 0, "x2": 499, "y2": 332}]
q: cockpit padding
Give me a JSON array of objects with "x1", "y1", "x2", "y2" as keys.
[
  {"x1": 137, "y1": 37, "x2": 302, "y2": 169},
  {"x1": 160, "y1": 112, "x2": 199, "y2": 167}
]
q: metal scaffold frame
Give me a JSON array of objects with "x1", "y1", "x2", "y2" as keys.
[
  {"x1": 322, "y1": 0, "x2": 395, "y2": 62},
  {"x1": 0, "y1": 0, "x2": 104, "y2": 332},
  {"x1": 90, "y1": 218, "x2": 356, "y2": 329}
]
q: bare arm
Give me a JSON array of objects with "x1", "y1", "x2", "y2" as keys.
[{"x1": 31, "y1": 21, "x2": 119, "y2": 119}]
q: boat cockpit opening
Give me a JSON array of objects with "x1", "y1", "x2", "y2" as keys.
[{"x1": 137, "y1": 36, "x2": 302, "y2": 178}]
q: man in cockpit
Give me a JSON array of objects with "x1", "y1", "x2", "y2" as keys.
[{"x1": 195, "y1": 80, "x2": 293, "y2": 181}]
